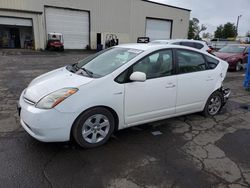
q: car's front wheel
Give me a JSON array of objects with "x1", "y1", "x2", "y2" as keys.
[
  {"x1": 203, "y1": 91, "x2": 223, "y2": 117},
  {"x1": 72, "y1": 107, "x2": 115, "y2": 148}
]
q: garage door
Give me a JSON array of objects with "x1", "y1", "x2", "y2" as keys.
[
  {"x1": 0, "y1": 17, "x2": 32, "y2": 27},
  {"x1": 45, "y1": 7, "x2": 89, "y2": 49},
  {"x1": 146, "y1": 18, "x2": 172, "y2": 42}
]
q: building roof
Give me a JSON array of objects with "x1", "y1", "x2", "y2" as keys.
[{"x1": 142, "y1": 0, "x2": 191, "y2": 12}]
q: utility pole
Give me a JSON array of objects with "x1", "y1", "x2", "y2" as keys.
[{"x1": 236, "y1": 15, "x2": 242, "y2": 37}]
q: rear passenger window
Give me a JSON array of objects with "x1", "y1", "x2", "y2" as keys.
[
  {"x1": 181, "y1": 42, "x2": 195, "y2": 48},
  {"x1": 195, "y1": 43, "x2": 204, "y2": 49},
  {"x1": 205, "y1": 55, "x2": 219, "y2": 69},
  {"x1": 177, "y1": 50, "x2": 206, "y2": 74}
]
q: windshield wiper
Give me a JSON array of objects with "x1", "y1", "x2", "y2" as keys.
[
  {"x1": 71, "y1": 63, "x2": 94, "y2": 78},
  {"x1": 79, "y1": 67, "x2": 94, "y2": 78}
]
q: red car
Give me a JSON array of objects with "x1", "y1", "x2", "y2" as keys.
[
  {"x1": 46, "y1": 33, "x2": 64, "y2": 51},
  {"x1": 214, "y1": 44, "x2": 249, "y2": 71}
]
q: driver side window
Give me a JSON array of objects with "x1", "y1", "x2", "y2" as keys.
[{"x1": 132, "y1": 50, "x2": 173, "y2": 79}]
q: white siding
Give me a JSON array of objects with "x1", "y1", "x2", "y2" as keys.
[{"x1": 0, "y1": 0, "x2": 190, "y2": 50}]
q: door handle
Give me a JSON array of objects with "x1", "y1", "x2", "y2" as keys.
[
  {"x1": 165, "y1": 83, "x2": 176, "y2": 88},
  {"x1": 206, "y1": 76, "x2": 214, "y2": 81}
]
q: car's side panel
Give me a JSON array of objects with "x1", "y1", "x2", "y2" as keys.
[
  {"x1": 176, "y1": 71, "x2": 214, "y2": 113},
  {"x1": 124, "y1": 76, "x2": 177, "y2": 126},
  {"x1": 174, "y1": 49, "x2": 222, "y2": 113},
  {"x1": 55, "y1": 76, "x2": 126, "y2": 129}
]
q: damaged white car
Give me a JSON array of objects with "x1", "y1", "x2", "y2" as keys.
[{"x1": 18, "y1": 44, "x2": 230, "y2": 148}]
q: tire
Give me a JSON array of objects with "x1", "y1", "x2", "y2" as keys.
[
  {"x1": 202, "y1": 91, "x2": 223, "y2": 117},
  {"x1": 72, "y1": 107, "x2": 115, "y2": 148},
  {"x1": 235, "y1": 61, "x2": 242, "y2": 71}
]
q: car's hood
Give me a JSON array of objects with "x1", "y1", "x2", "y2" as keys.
[
  {"x1": 214, "y1": 52, "x2": 239, "y2": 60},
  {"x1": 24, "y1": 67, "x2": 93, "y2": 102}
]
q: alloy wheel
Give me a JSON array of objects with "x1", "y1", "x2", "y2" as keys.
[
  {"x1": 82, "y1": 114, "x2": 110, "y2": 144},
  {"x1": 208, "y1": 96, "x2": 222, "y2": 116}
]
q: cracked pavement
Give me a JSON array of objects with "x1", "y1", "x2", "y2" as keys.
[{"x1": 0, "y1": 50, "x2": 250, "y2": 188}]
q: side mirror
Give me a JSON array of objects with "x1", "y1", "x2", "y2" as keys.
[{"x1": 130, "y1": 72, "x2": 146, "y2": 82}]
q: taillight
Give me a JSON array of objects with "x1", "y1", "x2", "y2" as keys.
[{"x1": 207, "y1": 48, "x2": 212, "y2": 54}]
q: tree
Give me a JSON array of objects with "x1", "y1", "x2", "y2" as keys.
[
  {"x1": 223, "y1": 22, "x2": 236, "y2": 38},
  {"x1": 188, "y1": 20, "x2": 195, "y2": 39},
  {"x1": 214, "y1": 22, "x2": 237, "y2": 39},
  {"x1": 202, "y1": 32, "x2": 213, "y2": 39},
  {"x1": 214, "y1": 25, "x2": 224, "y2": 38},
  {"x1": 188, "y1": 18, "x2": 207, "y2": 40}
]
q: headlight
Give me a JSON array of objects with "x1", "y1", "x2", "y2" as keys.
[{"x1": 36, "y1": 88, "x2": 78, "y2": 109}]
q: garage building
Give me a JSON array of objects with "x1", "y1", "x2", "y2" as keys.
[{"x1": 0, "y1": 0, "x2": 190, "y2": 50}]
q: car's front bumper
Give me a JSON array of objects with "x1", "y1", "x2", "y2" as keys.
[{"x1": 18, "y1": 91, "x2": 78, "y2": 142}]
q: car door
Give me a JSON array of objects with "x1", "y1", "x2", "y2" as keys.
[
  {"x1": 123, "y1": 49, "x2": 177, "y2": 126},
  {"x1": 175, "y1": 49, "x2": 218, "y2": 114}
]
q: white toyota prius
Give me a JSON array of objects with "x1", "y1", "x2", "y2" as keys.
[{"x1": 18, "y1": 44, "x2": 230, "y2": 148}]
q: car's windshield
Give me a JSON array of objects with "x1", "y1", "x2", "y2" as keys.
[
  {"x1": 219, "y1": 45, "x2": 246, "y2": 53},
  {"x1": 76, "y1": 47, "x2": 143, "y2": 77}
]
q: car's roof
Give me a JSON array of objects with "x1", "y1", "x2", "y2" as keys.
[
  {"x1": 151, "y1": 39, "x2": 207, "y2": 44},
  {"x1": 226, "y1": 44, "x2": 250, "y2": 47},
  {"x1": 116, "y1": 43, "x2": 165, "y2": 51},
  {"x1": 115, "y1": 43, "x2": 209, "y2": 53}
]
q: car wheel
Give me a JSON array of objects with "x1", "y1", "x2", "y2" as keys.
[
  {"x1": 72, "y1": 107, "x2": 115, "y2": 148},
  {"x1": 235, "y1": 61, "x2": 242, "y2": 71},
  {"x1": 203, "y1": 91, "x2": 223, "y2": 117}
]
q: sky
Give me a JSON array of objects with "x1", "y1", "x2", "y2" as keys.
[{"x1": 152, "y1": 0, "x2": 250, "y2": 37}]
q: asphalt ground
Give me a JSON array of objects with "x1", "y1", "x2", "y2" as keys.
[{"x1": 0, "y1": 50, "x2": 250, "y2": 188}]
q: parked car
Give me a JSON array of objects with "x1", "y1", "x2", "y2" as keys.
[
  {"x1": 214, "y1": 44, "x2": 249, "y2": 71},
  {"x1": 18, "y1": 44, "x2": 230, "y2": 148},
  {"x1": 210, "y1": 38, "x2": 240, "y2": 51},
  {"x1": 46, "y1": 33, "x2": 64, "y2": 51},
  {"x1": 150, "y1": 39, "x2": 212, "y2": 53}
]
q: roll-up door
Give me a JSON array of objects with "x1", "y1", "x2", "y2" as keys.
[
  {"x1": 45, "y1": 7, "x2": 89, "y2": 49},
  {"x1": 146, "y1": 18, "x2": 172, "y2": 41}
]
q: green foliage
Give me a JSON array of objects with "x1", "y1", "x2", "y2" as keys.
[
  {"x1": 188, "y1": 20, "x2": 195, "y2": 39},
  {"x1": 188, "y1": 18, "x2": 207, "y2": 40},
  {"x1": 214, "y1": 25, "x2": 224, "y2": 38},
  {"x1": 214, "y1": 22, "x2": 237, "y2": 39}
]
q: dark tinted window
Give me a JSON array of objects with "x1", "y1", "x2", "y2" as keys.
[
  {"x1": 177, "y1": 50, "x2": 206, "y2": 74},
  {"x1": 195, "y1": 43, "x2": 204, "y2": 49},
  {"x1": 205, "y1": 55, "x2": 219, "y2": 69},
  {"x1": 133, "y1": 50, "x2": 173, "y2": 79},
  {"x1": 115, "y1": 70, "x2": 128, "y2": 83},
  {"x1": 181, "y1": 42, "x2": 195, "y2": 48}
]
